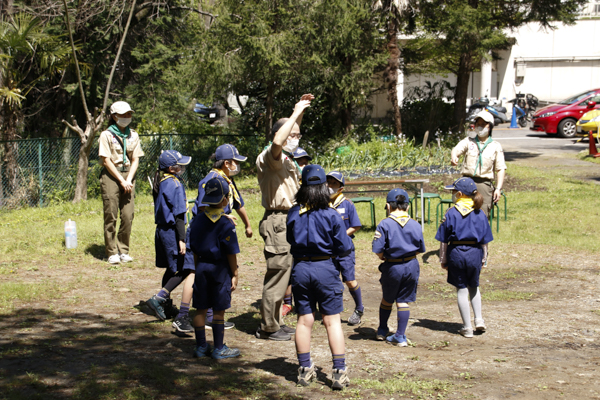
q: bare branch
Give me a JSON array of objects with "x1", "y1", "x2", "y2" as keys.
[
  {"x1": 102, "y1": 0, "x2": 138, "y2": 113},
  {"x1": 61, "y1": 117, "x2": 83, "y2": 138},
  {"x1": 61, "y1": 0, "x2": 91, "y2": 122},
  {"x1": 169, "y1": 6, "x2": 217, "y2": 19}
]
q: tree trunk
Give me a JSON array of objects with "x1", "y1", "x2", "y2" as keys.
[
  {"x1": 384, "y1": 19, "x2": 402, "y2": 135},
  {"x1": 72, "y1": 125, "x2": 96, "y2": 202},
  {"x1": 0, "y1": 0, "x2": 13, "y2": 16},
  {"x1": 265, "y1": 80, "x2": 274, "y2": 144},
  {"x1": 454, "y1": 52, "x2": 472, "y2": 132},
  {"x1": 2, "y1": 102, "x2": 19, "y2": 194}
]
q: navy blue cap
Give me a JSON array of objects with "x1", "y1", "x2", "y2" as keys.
[
  {"x1": 386, "y1": 188, "x2": 410, "y2": 204},
  {"x1": 301, "y1": 164, "x2": 327, "y2": 186},
  {"x1": 326, "y1": 171, "x2": 345, "y2": 186},
  {"x1": 159, "y1": 150, "x2": 192, "y2": 170},
  {"x1": 202, "y1": 177, "x2": 230, "y2": 205},
  {"x1": 293, "y1": 148, "x2": 312, "y2": 160},
  {"x1": 215, "y1": 144, "x2": 247, "y2": 162},
  {"x1": 445, "y1": 177, "x2": 477, "y2": 195}
]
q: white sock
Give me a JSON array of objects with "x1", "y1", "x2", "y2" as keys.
[
  {"x1": 457, "y1": 288, "x2": 472, "y2": 328},
  {"x1": 468, "y1": 286, "x2": 482, "y2": 321}
]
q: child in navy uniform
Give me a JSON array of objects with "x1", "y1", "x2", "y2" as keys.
[
  {"x1": 146, "y1": 150, "x2": 195, "y2": 332},
  {"x1": 287, "y1": 165, "x2": 353, "y2": 390},
  {"x1": 191, "y1": 144, "x2": 251, "y2": 330},
  {"x1": 326, "y1": 171, "x2": 364, "y2": 325},
  {"x1": 293, "y1": 147, "x2": 312, "y2": 170},
  {"x1": 189, "y1": 177, "x2": 241, "y2": 359},
  {"x1": 435, "y1": 177, "x2": 493, "y2": 338},
  {"x1": 372, "y1": 189, "x2": 426, "y2": 346}
]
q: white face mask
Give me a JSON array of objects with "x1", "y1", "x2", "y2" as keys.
[
  {"x1": 329, "y1": 187, "x2": 342, "y2": 199},
  {"x1": 228, "y1": 161, "x2": 240, "y2": 176},
  {"x1": 116, "y1": 117, "x2": 132, "y2": 128},
  {"x1": 283, "y1": 138, "x2": 299, "y2": 153},
  {"x1": 475, "y1": 125, "x2": 489, "y2": 138}
]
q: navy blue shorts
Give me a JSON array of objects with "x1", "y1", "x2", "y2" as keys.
[
  {"x1": 155, "y1": 226, "x2": 195, "y2": 273},
  {"x1": 333, "y1": 249, "x2": 355, "y2": 282},
  {"x1": 379, "y1": 258, "x2": 420, "y2": 303},
  {"x1": 192, "y1": 261, "x2": 231, "y2": 311},
  {"x1": 446, "y1": 245, "x2": 483, "y2": 289},
  {"x1": 291, "y1": 259, "x2": 344, "y2": 316}
]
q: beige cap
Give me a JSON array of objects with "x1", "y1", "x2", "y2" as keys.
[
  {"x1": 109, "y1": 101, "x2": 134, "y2": 115},
  {"x1": 475, "y1": 110, "x2": 494, "y2": 126}
]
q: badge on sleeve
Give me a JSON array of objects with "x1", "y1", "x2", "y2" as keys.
[
  {"x1": 374, "y1": 230, "x2": 382, "y2": 239},
  {"x1": 225, "y1": 236, "x2": 230, "y2": 242}
]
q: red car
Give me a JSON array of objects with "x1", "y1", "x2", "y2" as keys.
[{"x1": 530, "y1": 89, "x2": 600, "y2": 138}]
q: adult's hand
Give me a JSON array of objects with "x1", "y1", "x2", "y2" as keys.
[
  {"x1": 493, "y1": 188, "x2": 502, "y2": 203},
  {"x1": 121, "y1": 179, "x2": 134, "y2": 193},
  {"x1": 451, "y1": 155, "x2": 459, "y2": 166},
  {"x1": 179, "y1": 240, "x2": 186, "y2": 255}
]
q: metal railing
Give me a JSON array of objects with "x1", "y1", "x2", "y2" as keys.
[{"x1": 0, "y1": 133, "x2": 262, "y2": 209}]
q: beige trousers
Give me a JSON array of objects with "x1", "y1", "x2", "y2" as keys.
[{"x1": 100, "y1": 168, "x2": 135, "y2": 257}]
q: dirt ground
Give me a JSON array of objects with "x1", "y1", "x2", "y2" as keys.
[{"x1": 2, "y1": 153, "x2": 600, "y2": 399}]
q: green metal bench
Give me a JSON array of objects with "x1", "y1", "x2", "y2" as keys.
[{"x1": 350, "y1": 197, "x2": 376, "y2": 228}]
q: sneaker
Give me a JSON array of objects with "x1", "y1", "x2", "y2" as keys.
[
  {"x1": 146, "y1": 295, "x2": 167, "y2": 321},
  {"x1": 120, "y1": 253, "x2": 133, "y2": 263},
  {"x1": 172, "y1": 316, "x2": 193, "y2": 333},
  {"x1": 107, "y1": 254, "x2": 121, "y2": 264},
  {"x1": 347, "y1": 309, "x2": 364, "y2": 326},
  {"x1": 331, "y1": 368, "x2": 349, "y2": 390},
  {"x1": 459, "y1": 326, "x2": 474, "y2": 338},
  {"x1": 297, "y1": 363, "x2": 316, "y2": 386},
  {"x1": 193, "y1": 343, "x2": 212, "y2": 358},
  {"x1": 163, "y1": 299, "x2": 179, "y2": 319},
  {"x1": 474, "y1": 318, "x2": 486, "y2": 332},
  {"x1": 211, "y1": 345, "x2": 241, "y2": 359},
  {"x1": 206, "y1": 321, "x2": 235, "y2": 330},
  {"x1": 376, "y1": 328, "x2": 388, "y2": 341},
  {"x1": 269, "y1": 328, "x2": 292, "y2": 341},
  {"x1": 386, "y1": 334, "x2": 408, "y2": 347},
  {"x1": 282, "y1": 304, "x2": 293, "y2": 316},
  {"x1": 280, "y1": 325, "x2": 296, "y2": 334}
]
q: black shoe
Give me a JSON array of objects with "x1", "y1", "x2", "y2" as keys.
[
  {"x1": 172, "y1": 316, "x2": 193, "y2": 333},
  {"x1": 280, "y1": 324, "x2": 296, "y2": 334},
  {"x1": 164, "y1": 299, "x2": 179, "y2": 320},
  {"x1": 206, "y1": 321, "x2": 235, "y2": 330}
]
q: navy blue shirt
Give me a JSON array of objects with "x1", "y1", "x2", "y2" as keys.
[
  {"x1": 435, "y1": 207, "x2": 494, "y2": 244},
  {"x1": 372, "y1": 213, "x2": 426, "y2": 259},
  {"x1": 189, "y1": 211, "x2": 240, "y2": 263},
  {"x1": 286, "y1": 206, "x2": 353, "y2": 259},
  {"x1": 155, "y1": 175, "x2": 187, "y2": 225},
  {"x1": 192, "y1": 170, "x2": 244, "y2": 216},
  {"x1": 331, "y1": 197, "x2": 361, "y2": 237}
]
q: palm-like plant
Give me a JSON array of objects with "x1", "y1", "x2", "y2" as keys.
[
  {"x1": 0, "y1": 12, "x2": 71, "y2": 194},
  {"x1": 373, "y1": 0, "x2": 412, "y2": 136}
]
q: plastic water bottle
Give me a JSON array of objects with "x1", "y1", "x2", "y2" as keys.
[{"x1": 65, "y1": 219, "x2": 77, "y2": 249}]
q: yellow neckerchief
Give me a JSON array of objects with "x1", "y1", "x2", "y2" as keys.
[
  {"x1": 299, "y1": 203, "x2": 312, "y2": 215},
  {"x1": 204, "y1": 206, "x2": 224, "y2": 223},
  {"x1": 212, "y1": 168, "x2": 240, "y2": 211},
  {"x1": 160, "y1": 173, "x2": 181, "y2": 188},
  {"x1": 388, "y1": 210, "x2": 411, "y2": 227},
  {"x1": 329, "y1": 192, "x2": 346, "y2": 209},
  {"x1": 454, "y1": 197, "x2": 474, "y2": 216}
]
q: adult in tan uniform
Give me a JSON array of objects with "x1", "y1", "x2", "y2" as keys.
[
  {"x1": 98, "y1": 101, "x2": 144, "y2": 264},
  {"x1": 451, "y1": 110, "x2": 506, "y2": 217},
  {"x1": 255, "y1": 94, "x2": 314, "y2": 341}
]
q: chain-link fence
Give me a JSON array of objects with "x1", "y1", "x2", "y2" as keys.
[{"x1": 0, "y1": 133, "x2": 263, "y2": 209}]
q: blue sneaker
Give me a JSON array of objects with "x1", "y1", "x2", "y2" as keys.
[
  {"x1": 146, "y1": 295, "x2": 167, "y2": 321},
  {"x1": 376, "y1": 328, "x2": 388, "y2": 341},
  {"x1": 193, "y1": 344, "x2": 213, "y2": 358},
  {"x1": 211, "y1": 345, "x2": 241, "y2": 359},
  {"x1": 386, "y1": 334, "x2": 408, "y2": 347}
]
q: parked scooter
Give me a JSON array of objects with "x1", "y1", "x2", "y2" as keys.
[
  {"x1": 467, "y1": 97, "x2": 509, "y2": 125},
  {"x1": 507, "y1": 93, "x2": 539, "y2": 128}
]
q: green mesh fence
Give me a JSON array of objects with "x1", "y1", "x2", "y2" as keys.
[{"x1": 0, "y1": 133, "x2": 262, "y2": 209}]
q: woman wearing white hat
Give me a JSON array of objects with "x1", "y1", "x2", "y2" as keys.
[
  {"x1": 450, "y1": 110, "x2": 506, "y2": 217},
  {"x1": 98, "y1": 101, "x2": 145, "y2": 264}
]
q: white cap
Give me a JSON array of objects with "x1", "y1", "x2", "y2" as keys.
[
  {"x1": 109, "y1": 101, "x2": 134, "y2": 115},
  {"x1": 475, "y1": 110, "x2": 494, "y2": 126}
]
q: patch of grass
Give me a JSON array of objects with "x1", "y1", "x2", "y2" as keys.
[
  {"x1": 482, "y1": 289, "x2": 533, "y2": 301},
  {"x1": 0, "y1": 282, "x2": 63, "y2": 314},
  {"x1": 354, "y1": 372, "x2": 453, "y2": 398}
]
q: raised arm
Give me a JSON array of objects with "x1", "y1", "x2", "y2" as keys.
[{"x1": 271, "y1": 94, "x2": 314, "y2": 161}]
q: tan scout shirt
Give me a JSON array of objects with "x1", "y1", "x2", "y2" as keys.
[
  {"x1": 453, "y1": 137, "x2": 506, "y2": 180},
  {"x1": 256, "y1": 145, "x2": 301, "y2": 210},
  {"x1": 98, "y1": 129, "x2": 144, "y2": 170}
]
